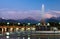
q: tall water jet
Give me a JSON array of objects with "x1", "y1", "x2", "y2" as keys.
[
  {"x1": 41, "y1": 4, "x2": 46, "y2": 26},
  {"x1": 42, "y1": 4, "x2": 44, "y2": 18}
]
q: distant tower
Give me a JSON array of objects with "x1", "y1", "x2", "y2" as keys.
[{"x1": 40, "y1": 4, "x2": 46, "y2": 26}]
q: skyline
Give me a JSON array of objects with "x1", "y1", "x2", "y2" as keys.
[{"x1": 0, "y1": 0, "x2": 60, "y2": 20}]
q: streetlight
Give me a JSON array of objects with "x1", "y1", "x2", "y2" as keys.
[
  {"x1": 7, "y1": 22, "x2": 9, "y2": 24},
  {"x1": 37, "y1": 23, "x2": 41, "y2": 26},
  {"x1": 47, "y1": 23, "x2": 50, "y2": 26},
  {"x1": 28, "y1": 23, "x2": 30, "y2": 26},
  {"x1": 37, "y1": 23, "x2": 41, "y2": 31},
  {"x1": 46, "y1": 23, "x2": 50, "y2": 31},
  {"x1": 7, "y1": 22, "x2": 9, "y2": 26},
  {"x1": 18, "y1": 23, "x2": 20, "y2": 25},
  {"x1": 59, "y1": 22, "x2": 60, "y2": 25}
]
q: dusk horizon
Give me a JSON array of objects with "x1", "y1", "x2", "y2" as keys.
[
  {"x1": 0, "y1": 0, "x2": 60, "y2": 39},
  {"x1": 0, "y1": 0, "x2": 60, "y2": 20}
]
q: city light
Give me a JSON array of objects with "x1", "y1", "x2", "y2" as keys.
[
  {"x1": 5, "y1": 28, "x2": 7, "y2": 32},
  {"x1": 28, "y1": 23, "x2": 30, "y2": 25},
  {"x1": 16, "y1": 28, "x2": 19, "y2": 31},
  {"x1": 59, "y1": 22, "x2": 60, "y2": 24},
  {"x1": 10, "y1": 28, "x2": 13, "y2": 32},
  {"x1": 18, "y1": 23, "x2": 20, "y2": 25},
  {"x1": 28, "y1": 37, "x2": 30, "y2": 39},
  {"x1": 38, "y1": 23, "x2": 41, "y2": 26},
  {"x1": 6, "y1": 36, "x2": 9, "y2": 39},
  {"x1": 21, "y1": 28, "x2": 25, "y2": 31},
  {"x1": 31, "y1": 27, "x2": 35, "y2": 31},
  {"x1": 47, "y1": 23, "x2": 50, "y2": 26},
  {"x1": 7, "y1": 22, "x2": 9, "y2": 25},
  {"x1": 53, "y1": 27, "x2": 58, "y2": 31},
  {"x1": 26, "y1": 28, "x2": 30, "y2": 31},
  {"x1": 23, "y1": 37, "x2": 25, "y2": 39},
  {"x1": 6, "y1": 32, "x2": 10, "y2": 35}
]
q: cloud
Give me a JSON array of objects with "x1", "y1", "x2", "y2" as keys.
[
  {"x1": 0, "y1": 9, "x2": 60, "y2": 20},
  {"x1": 44, "y1": 13, "x2": 57, "y2": 18},
  {"x1": 51, "y1": 10, "x2": 60, "y2": 14},
  {"x1": 0, "y1": 9, "x2": 42, "y2": 20},
  {"x1": 46, "y1": 10, "x2": 60, "y2": 15}
]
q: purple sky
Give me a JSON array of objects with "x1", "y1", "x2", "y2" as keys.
[
  {"x1": 0, "y1": 9, "x2": 60, "y2": 20},
  {"x1": 0, "y1": 0, "x2": 60, "y2": 20}
]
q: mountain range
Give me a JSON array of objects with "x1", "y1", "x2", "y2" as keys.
[
  {"x1": 0, "y1": 17, "x2": 60, "y2": 24},
  {"x1": 45, "y1": 17, "x2": 60, "y2": 23}
]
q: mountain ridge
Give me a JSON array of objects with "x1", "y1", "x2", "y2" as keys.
[{"x1": 0, "y1": 16, "x2": 60, "y2": 24}]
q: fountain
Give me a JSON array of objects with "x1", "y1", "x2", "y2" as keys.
[{"x1": 40, "y1": 4, "x2": 46, "y2": 26}]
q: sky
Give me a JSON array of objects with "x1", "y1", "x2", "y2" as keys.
[{"x1": 0, "y1": 0, "x2": 60, "y2": 20}]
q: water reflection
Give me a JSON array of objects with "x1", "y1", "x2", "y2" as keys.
[
  {"x1": 17, "y1": 37, "x2": 20, "y2": 39},
  {"x1": 28, "y1": 37, "x2": 30, "y2": 39},
  {"x1": 0, "y1": 35, "x2": 60, "y2": 39},
  {"x1": 6, "y1": 36, "x2": 9, "y2": 39},
  {"x1": 39, "y1": 38, "x2": 40, "y2": 39},
  {"x1": 23, "y1": 37, "x2": 25, "y2": 39}
]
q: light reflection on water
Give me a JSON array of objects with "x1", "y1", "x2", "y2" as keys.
[
  {"x1": 0, "y1": 36, "x2": 60, "y2": 39},
  {"x1": 28, "y1": 37, "x2": 30, "y2": 39},
  {"x1": 17, "y1": 37, "x2": 20, "y2": 39},
  {"x1": 6, "y1": 36, "x2": 9, "y2": 39},
  {"x1": 0, "y1": 34, "x2": 60, "y2": 39},
  {"x1": 23, "y1": 37, "x2": 25, "y2": 39},
  {"x1": 0, "y1": 36, "x2": 58, "y2": 39},
  {"x1": 1, "y1": 31, "x2": 60, "y2": 39}
]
